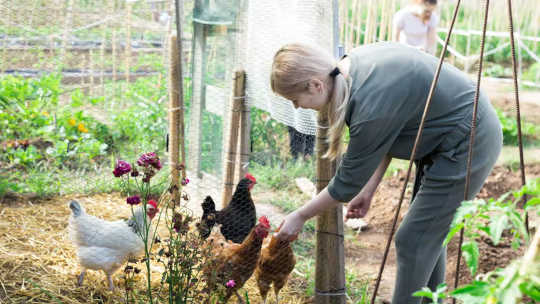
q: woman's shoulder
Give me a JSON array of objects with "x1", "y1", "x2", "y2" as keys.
[
  {"x1": 428, "y1": 11, "x2": 440, "y2": 27},
  {"x1": 393, "y1": 7, "x2": 412, "y2": 22}
]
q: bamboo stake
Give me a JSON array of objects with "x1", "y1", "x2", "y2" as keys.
[
  {"x1": 2, "y1": 4, "x2": 10, "y2": 73},
  {"x1": 112, "y1": 29, "x2": 117, "y2": 101},
  {"x1": 314, "y1": 106, "x2": 345, "y2": 304},
  {"x1": 221, "y1": 71, "x2": 246, "y2": 208},
  {"x1": 379, "y1": 0, "x2": 388, "y2": 42},
  {"x1": 364, "y1": 0, "x2": 373, "y2": 44},
  {"x1": 81, "y1": 51, "x2": 87, "y2": 93},
  {"x1": 355, "y1": 0, "x2": 363, "y2": 46},
  {"x1": 89, "y1": 50, "x2": 94, "y2": 96},
  {"x1": 125, "y1": 0, "x2": 133, "y2": 93},
  {"x1": 168, "y1": 34, "x2": 185, "y2": 204},
  {"x1": 388, "y1": 0, "x2": 396, "y2": 42},
  {"x1": 340, "y1": 0, "x2": 347, "y2": 46},
  {"x1": 61, "y1": 0, "x2": 74, "y2": 68},
  {"x1": 100, "y1": 15, "x2": 106, "y2": 97},
  {"x1": 347, "y1": 0, "x2": 359, "y2": 50}
]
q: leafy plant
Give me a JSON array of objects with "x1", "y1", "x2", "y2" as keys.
[
  {"x1": 428, "y1": 178, "x2": 540, "y2": 304},
  {"x1": 496, "y1": 109, "x2": 540, "y2": 146},
  {"x1": 250, "y1": 108, "x2": 290, "y2": 166}
]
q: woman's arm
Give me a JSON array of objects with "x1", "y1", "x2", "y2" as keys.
[
  {"x1": 275, "y1": 187, "x2": 339, "y2": 241},
  {"x1": 361, "y1": 155, "x2": 391, "y2": 197},
  {"x1": 426, "y1": 26, "x2": 437, "y2": 55},
  {"x1": 276, "y1": 155, "x2": 392, "y2": 240},
  {"x1": 345, "y1": 155, "x2": 391, "y2": 219},
  {"x1": 393, "y1": 27, "x2": 402, "y2": 43}
]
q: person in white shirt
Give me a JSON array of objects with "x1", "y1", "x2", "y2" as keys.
[{"x1": 393, "y1": 0, "x2": 439, "y2": 55}]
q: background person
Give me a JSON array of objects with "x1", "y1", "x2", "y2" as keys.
[{"x1": 393, "y1": 0, "x2": 440, "y2": 55}]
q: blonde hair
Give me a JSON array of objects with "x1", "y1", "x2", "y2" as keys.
[{"x1": 271, "y1": 43, "x2": 350, "y2": 160}]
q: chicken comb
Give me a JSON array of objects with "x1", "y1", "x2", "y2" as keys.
[
  {"x1": 258, "y1": 216, "x2": 270, "y2": 228},
  {"x1": 245, "y1": 173, "x2": 256, "y2": 183},
  {"x1": 147, "y1": 199, "x2": 158, "y2": 209}
]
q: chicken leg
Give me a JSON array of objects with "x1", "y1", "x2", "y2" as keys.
[
  {"x1": 274, "y1": 284, "x2": 284, "y2": 304},
  {"x1": 107, "y1": 273, "x2": 115, "y2": 291},
  {"x1": 234, "y1": 290, "x2": 245, "y2": 304},
  {"x1": 77, "y1": 270, "x2": 86, "y2": 286}
]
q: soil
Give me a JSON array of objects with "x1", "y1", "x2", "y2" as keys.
[{"x1": 347, "y1": 163, "x2": 540, "y2": 302}]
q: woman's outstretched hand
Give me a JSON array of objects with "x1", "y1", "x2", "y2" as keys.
[
  {"x1": 275, "y1": 211, "x2": 307, "y2": 242},
  {"x1": 345, "y1": 192, "x2": 373, "y2": 220}
]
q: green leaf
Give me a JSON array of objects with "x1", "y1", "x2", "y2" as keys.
[
  {"x1": 508, "y1": 211, "x2": 528, "y2": 243},
  {"x1": 462, "y1": 241, "x2": 480, "y2": 276},
  {"x1": 519, "y1": 281, "x2": 540, "y2": 301},
  {"x1": 444, "y1": 222, "x2": 464, "y2": 246},
  {"x1": 412, "y1": 289, "x2": 434, "y2": 299},
  {"x1": 489, "y1": 213, "x2": 508, "y2": 245},
  {"x1": 525, "y1": 197, "x2": 540, "y2": 209},
  {"x1": 451, "y1": 281, "x2": 490, "y2": 296}
]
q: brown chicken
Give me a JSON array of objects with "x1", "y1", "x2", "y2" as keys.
[
  {"x1": 203, "y1": 216, "x2": 270, "y2": 304},
  {"x1": 255, "y1": 229, "x2": 296, "y2": 304}
]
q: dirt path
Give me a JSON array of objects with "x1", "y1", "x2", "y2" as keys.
[
  {"x1": 350, "y1": 163, "x2": 540, "y2": 301},
  {"x1": 482, "y1": 77, "x2": 540, "y2": 124}
]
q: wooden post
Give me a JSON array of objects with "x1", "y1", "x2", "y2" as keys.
[
  {"x1": 168, "y1": 33, "x2": 185, "y2": 205},
  {"x1": 315, "y1": 107, "x2": 346, "y2": 304},
  {"x1": 221, "y1": 70, "x2": 246, "y2": 208},
  {"x1": 187, "y1": 15, "x2": 207, "y2": 179},
  {"x1": 236, "y1": 95, "x2": 250, "y2": 183}
]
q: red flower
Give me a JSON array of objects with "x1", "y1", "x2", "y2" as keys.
[
  {"x1": 137, "y1": 152, "x2": 162, "y2": 170},
  {"x1": 181, "y1": 178, "x2": 190, "y2": 186},
  {"x1": 126, "y1": 195, "x2": 141, "y2": 205},
  {"x1": 113, "y1": 160, "x2": 132, "y2": 177}
]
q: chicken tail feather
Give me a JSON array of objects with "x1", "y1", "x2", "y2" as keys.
[
  {"x1": 69, "y1": 200, "x2": 85, "y2": 217},
  {"x1": 199, "y1": 196, "x2": 217, "y2": 239}
]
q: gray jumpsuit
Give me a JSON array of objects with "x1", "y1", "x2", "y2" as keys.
[{"x1": 326, "y1": 42, "x2": 502, "y2": 304}]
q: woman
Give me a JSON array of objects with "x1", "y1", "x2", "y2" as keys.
[
  {"x1": 393, "y1": 0, "x2": 439, "y2": 55},
  {"x1": 272, "y1": 42, "x2": 502, "y2": 304}
]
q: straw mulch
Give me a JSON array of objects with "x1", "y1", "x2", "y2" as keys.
[{"x1": 0, "y1": 193, "x2": 308, "y2": 303}]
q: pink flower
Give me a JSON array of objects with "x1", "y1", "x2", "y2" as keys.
[
  {"x1": 126, "y1": 195, "x2": 141, "y2": 205},
  {"x1": 181, "y1": 178, "x2": 190, "y2": 186},
  {"x1": 225, "y1": 280, "x2": 235, "y2": 288},
  {"x1": 137, "y1": 152, "x2": 162, "y2": 170},
  {"x1": 113, "y1": 160, "x2": 131, "y2": 177}
]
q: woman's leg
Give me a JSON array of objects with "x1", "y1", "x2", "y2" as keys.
[{"x1": 392, "y1": 107, "x2": 502, "y2": 304}]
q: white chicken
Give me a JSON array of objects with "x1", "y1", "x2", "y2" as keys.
[{"x1": 68, "y1": 199, "x2": 158, "y2": 290}]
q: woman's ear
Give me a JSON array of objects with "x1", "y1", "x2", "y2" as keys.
[{"x1": 308, "y1": 79, "x2": 324, "y2": 94}]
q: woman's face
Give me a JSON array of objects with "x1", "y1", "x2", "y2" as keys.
[
  {"x1": 289, "y1": 79, "x2": 329, "y2": 111},
  {"x1": 420, "y1": 3, "x2": 436, "y2": 21}
]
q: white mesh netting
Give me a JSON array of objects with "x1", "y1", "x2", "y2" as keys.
[{"x1": 242, "y1": 0, "x2": 335, "y2": 136}]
